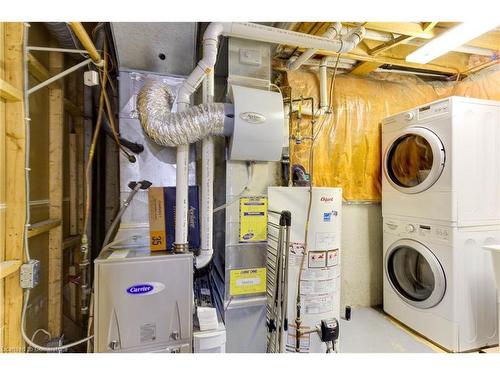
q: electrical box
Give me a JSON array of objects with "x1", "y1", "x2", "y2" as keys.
[
  {"x1": 84, "y1": 70, "x2": 99, "y2": 86},
  {"x1": 94, "y1": 249, "x2": 193, "y2": 353},
  {"x1": 228, "y1": 85, "x2": 284, "y2": 161},
  {"x1": 20, "y1": 259, "x2": 40, "y2": 289}
]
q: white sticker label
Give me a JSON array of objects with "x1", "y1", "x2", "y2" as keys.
[
  {"x1": 236, "y1": 278, "x2": 261, "y2": 287},
  {"x1": 315, "y1": 232, "x2": 336, "y2": 249}
]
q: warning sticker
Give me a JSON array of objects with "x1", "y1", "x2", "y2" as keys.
[
  {"x1": 308, "y1": 251, "x2": 327, "y2": 268},
  {"x1": 229, "y1": 268, "x2": 266, "y2": 296},
  {"x1": 239, "y1": 196, "x2": 268, "y2": 243},
  {"x1": 327, "y1": 249, "x2": 339, "y2": 267}
]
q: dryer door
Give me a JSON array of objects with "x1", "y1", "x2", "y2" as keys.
[
  {"x1": 384, "y1": 127, "x2": 445, "y2": 194},
  {"x1": 385, "y1": 239, "x2": 446, "y2": 309}
]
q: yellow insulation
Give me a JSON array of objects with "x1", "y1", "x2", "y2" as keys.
[{"x1": 285, "y1": 65, "x2": 500, "y2": 201}]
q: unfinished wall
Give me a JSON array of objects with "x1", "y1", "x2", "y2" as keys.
[
  {"x1": 285, "y1": 65, "x2": 500, "y2": 307},
  {"x1": 1, "y1": 22, "x2": 88, "y2": 351}
]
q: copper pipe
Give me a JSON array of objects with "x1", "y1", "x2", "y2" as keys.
[{"x1": 67, "y1": 22, "x2": 103, "y2": 65}]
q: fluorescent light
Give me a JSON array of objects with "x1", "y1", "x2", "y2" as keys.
[{"x1": 406, "y1": 22, "x2": 499, "y2": 64}]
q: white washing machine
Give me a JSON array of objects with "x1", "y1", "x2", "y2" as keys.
[
  {"x1": 383, "y1": 216, "x2": 499, "y2": 352},
  {"x1": 381, "y1": 96, "x2": 500, "y2": 226}
]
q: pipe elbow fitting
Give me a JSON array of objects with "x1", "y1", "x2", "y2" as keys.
[{"x1": 195, "y1": 248, "x2": 213, "y2": 269}]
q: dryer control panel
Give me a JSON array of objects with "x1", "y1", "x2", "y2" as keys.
[{"x1": 383, "y1": 219, "x2": 451, "y2": 243}]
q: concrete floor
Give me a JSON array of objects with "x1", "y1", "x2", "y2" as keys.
[{"x1": 339, "y1": 307, "x2": 438, "y2": 353}]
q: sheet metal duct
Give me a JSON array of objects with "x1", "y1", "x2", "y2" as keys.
[{"x1": 111, "y1": 23, "x2": 197, "y2": 76}]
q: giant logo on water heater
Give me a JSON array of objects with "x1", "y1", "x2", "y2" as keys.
[{"x1": 126, "y1": 282, "x2": 165, "y2": 296}]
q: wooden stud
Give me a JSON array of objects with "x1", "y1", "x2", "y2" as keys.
[
  {"x1": 27, "y1": 52, "x2": 50, "y2": 82},
  {"x1": 0, "y1": 79, "x2": 22, "y2": 102},
  {"x1": 4, "y1": 22, "x2": 26, "y2": 352},
  {"x1": 27, "y1": 219, "x2": 61, "y2": 238},
  {"x1": 0, "y1": 260, "x2": 21, "y2": 280},
  {"x1": 64, "y1": 97, "x2": 83, "y2": 118},
  {"x1": 0, "y1": 21, "x2": 5, "y2": 353},
  {"x1": 47, "y1": 50, "x2": 64, "y2": 337},
  {"x1": 63, "y1": 235, "x2": 81, "y2": 251}
]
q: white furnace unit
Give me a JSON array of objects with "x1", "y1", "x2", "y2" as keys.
[
  {"x1": 94, "y1": 249, "x2": 193, "y2": 353},
  {"x1": 267, "y1": 187, "x2": 342, "y2": 353}
]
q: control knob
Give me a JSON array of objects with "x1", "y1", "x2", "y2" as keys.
[
  {"x1": 404, "y1": 112, "x2": 414, "y2": 121},
  {"x1": 405, "y1": 224, "x2": 416, "y2": 233}
]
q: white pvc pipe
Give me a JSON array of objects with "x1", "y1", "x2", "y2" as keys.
[
  {"x1": 319, "y1": 57, "x2": 329, "y2": 111},
  {"x1": 174, "y1": 23, "x2": 224, "y2": 251},
  {"x1": 223, "y1": 22, "x2": 360, "y2": 52},
  {"x1": 287, "y1": 22, "x2": 342, "y2": 71},
  {"x1": 175, "y1": 143, "x2": 190, "y2": 251},
  {"x1": 196, "y1": 64, "x2": 215, "y2": 268}
]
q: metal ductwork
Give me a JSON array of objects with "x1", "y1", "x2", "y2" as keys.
[{"x1": 137, "y1": 80, "x2": 232, "y2": 147}]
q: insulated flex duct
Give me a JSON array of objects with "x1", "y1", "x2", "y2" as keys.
[{"x1": 137, "y1": 80, "x2": 230, "y2": 147}]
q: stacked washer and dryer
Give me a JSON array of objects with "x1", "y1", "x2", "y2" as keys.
[{"x1": 381, "y1": 96, "x2": 500, "y2": 352}]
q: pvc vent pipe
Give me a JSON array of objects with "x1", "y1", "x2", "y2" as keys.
[{"x1": 287, "y1": 22, "x2": 343, "y2": 71}]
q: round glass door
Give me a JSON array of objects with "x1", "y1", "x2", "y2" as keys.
[
  {"x1": 385, "y1": 239, "x2": 446, "y2": 309},
  {"x1": 384, "y1": 127, "x2": 445, "y2": 194}
]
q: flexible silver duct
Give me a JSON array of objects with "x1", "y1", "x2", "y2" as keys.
[{"x1": 137, "y1": 80, "x2": 227, "y2": 147}]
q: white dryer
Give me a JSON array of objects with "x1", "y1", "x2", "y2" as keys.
[
  {"x1": 383, "y1": 216, "x2": 499, "y2": 352},
  {"x1": 381, "y1": 97, "x2": 500, "y2": 226}
]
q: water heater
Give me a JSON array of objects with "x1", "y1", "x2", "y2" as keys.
[{"x1": 268, "y1": 187, "x2": 342, "y2": 353}]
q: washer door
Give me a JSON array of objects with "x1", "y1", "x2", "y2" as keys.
[
  {"x1": 385, "y1": 239, "x2": 446, "y2": 309},
  {"x1": 384, "y1": 127, "x2": 445, "y2": 194}
]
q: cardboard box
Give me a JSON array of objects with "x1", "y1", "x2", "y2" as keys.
[{"x1": 148, "y1": 186, "x2": 200, "y2": 251}]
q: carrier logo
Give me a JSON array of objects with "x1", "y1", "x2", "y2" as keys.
[
  {"x1": 126, "y1": 282, "x2": 165, "y2": 296},
  {"x1": 240, "y1": 112, "x2": 266, "y2": 124},
  {"x1": 320, "y1": 197, "x2": 334, "y2": 202}
]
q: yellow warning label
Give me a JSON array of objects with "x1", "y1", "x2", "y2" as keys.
[
  {"x1": 229, "y1": 268, "x2": 267, "y2": 296},
  {"x1": 239, "y1": 196, "x2": 267, "y2": 242}
]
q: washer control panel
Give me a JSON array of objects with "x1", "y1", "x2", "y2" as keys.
[{"x1": 384, "y1": 219, "x2": 450, "y2": 242}]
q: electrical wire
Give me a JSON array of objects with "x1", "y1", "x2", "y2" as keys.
[
  {"x1": 21, "y1": 290, "x2": 93, "y2": 352},
  {"x1": 19, "y1": 23, "x2": 100, "y2": 353},
  {"x1": 213, "y1": 161, "x2": 254, "y2": 213}
]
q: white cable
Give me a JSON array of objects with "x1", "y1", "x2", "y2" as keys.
[
  {"x1": 213, "y1": 161, "x2": 254, "y2": 213},
  {"x1": 20, "y1": 23, "x2": 93, "y2": 353},
  {"x1": 21, "y1": 290, "x2": 93, "y2": 352}
]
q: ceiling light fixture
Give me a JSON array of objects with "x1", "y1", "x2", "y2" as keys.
[{"x1": 406, "y1": 22, "x2": 499, "y2": 64}]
